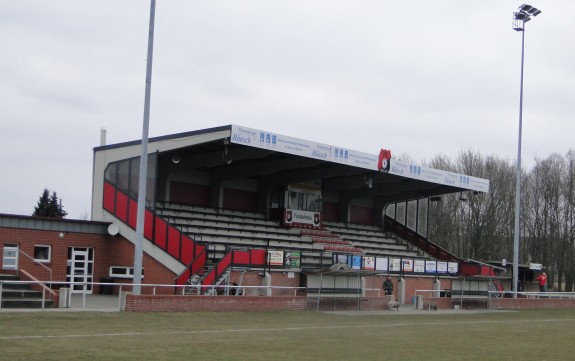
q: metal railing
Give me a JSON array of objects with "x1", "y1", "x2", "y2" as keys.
[
  {"x1": 413, "y1": 289, "x2": 575, "y2": 310},
  {"x1": 0, "y1": 247, "x2": 53, "y2": 283},
  {"x1": 16, "y1": 249, "x2": 53, "y2": 284},
  {"x1": 0, "y1": 280, "x2": 308, "y2": 311}
]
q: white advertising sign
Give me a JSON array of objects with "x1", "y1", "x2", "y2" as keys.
[
  {"x1": 267, "y1": 250, "x2": 284, "y2": 267},
  {"x1": 425, "y1": 261, "x2": 437, "y2": 273},
  {"x1": 437, "y1": 261, "x2": 448, "y2": 273},
  {"x1": 364, "y1": 256, "x2": 375, "y2": 271},
  {"x1": 375, "y1": 257, "x2": 388, "y2": 271},
  {"x1": 414, "y1": 260, "x2": 425, "y2": 273},
  {"x1": 389, "y1": 258, "x2": 402, "y2": 272},
  {"x1": 402, "y1": 259, "x2": 413, "y2": 272},
  {"x1": 284, "y1": 209, "x2": 321, "y2": 226},
  {"x1": 448, "y1": 262, "x2": 459, "y2": 274}
]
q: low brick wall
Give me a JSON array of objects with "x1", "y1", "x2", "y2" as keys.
[
  {"x1": 124, "y1": 294, "x2": 575, "y2": 312},
  {"x1": 493, "y1": 297, "x2": 575, "y2": 309},
  {"x1": 418, "y1": 297, "x2": 452, "y2": 310},
  {"x1": 125, "y1": 295, "x2": 307, "y2": 312},
  {"x1": 425, "y1": 296, "x2": 575, "y2": 310},
  {"x1": 307, "y1": 296, "x2": 390, "y2": 311}
]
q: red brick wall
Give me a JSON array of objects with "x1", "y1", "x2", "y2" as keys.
[
  {"x1": 0, "y1": 226, "x2": 176, "y2": 295},
  {"x1": 125, "y1": 295, "x2": 306, "y2": 312},
  {"x1": 106, "y1": 237, "x2": 177, "y2": 295},
  {"x1": 0, "y1": 228, "x2": 110, "y2": 285},
  {"x1": 308, "y1": 296, "x2": 391, "y2": 311},
  {"x1": 402, "y1": 277, "x2": 447, "y2": 301}
]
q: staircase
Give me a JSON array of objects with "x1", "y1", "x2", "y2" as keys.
[{"x1": 0, "y1": 274, "x2": 54, "y2": 309}]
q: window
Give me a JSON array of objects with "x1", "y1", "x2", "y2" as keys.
[
  {"x1": 33, "y1": 245, "x2": 51, "y2": 262},
  {"x1": 109, "y1": 266, "x2": 144, "y2": 279},
  {"x1": 2, "y1": 244, "x2": 19, "y2": 270}
]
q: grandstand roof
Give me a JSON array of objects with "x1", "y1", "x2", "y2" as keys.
[{"x1": 93, "y1": 124, "x2": 489, "y2": 206}]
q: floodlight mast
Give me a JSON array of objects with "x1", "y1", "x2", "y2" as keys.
[
  {"x1": 134, "y1": 0, "x2": 156, "y2": 295},
  {"x1": 511, "y1": 4, "x2": 540, "y2": 299}
]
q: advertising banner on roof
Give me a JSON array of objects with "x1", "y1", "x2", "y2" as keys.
[{"x1": 230, "y1": 125, "x2": 489, "y2": 193}]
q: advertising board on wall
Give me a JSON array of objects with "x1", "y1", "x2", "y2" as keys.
[
  {"x1": 267, "y1": 250, "x2": 284, "y2": 267},
  {"x1": 284, "y1": 209, "x2": 321, "y2": 227},
  {"x1": 326, "y1": 252, "x2": 459, "y2": 276}
]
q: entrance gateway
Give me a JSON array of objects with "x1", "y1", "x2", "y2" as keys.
[{"x1": 66, "y1": 247, "x2": 94, "y2": 294}]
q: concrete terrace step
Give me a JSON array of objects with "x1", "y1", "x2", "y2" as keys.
[
  {"x1": 1, "y1": 298, "x2": 54, "y2": 309},
  {"x1": 1, "y1": 288, "x2": 46, "y2": 299},
  {"x1": 0, "y1": 274, "x2": 19, "y2": 281}
]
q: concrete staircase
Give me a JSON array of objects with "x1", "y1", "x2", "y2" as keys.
[{"x1": 0, "y1": 274, "x2": 54, "y2": 309}]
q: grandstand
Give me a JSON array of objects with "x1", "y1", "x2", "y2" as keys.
[
  {"x1": 90, "y1": 124, "x2": 490, "y2": 304},
  {"x1": 7, "y1": 124, "x2": 568, "y2": 311}
]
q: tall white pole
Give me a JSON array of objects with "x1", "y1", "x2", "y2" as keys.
[
  {"x1": 512, "y1": 25, "x2": 526, "y2": 299},
  {"x1": 133, "y1": 0, "x2": 156, "y2": 295}
]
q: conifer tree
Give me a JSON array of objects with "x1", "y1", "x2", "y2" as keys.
[{"x1": 33, "y1": 189, "x2": 67, "y2": 218}]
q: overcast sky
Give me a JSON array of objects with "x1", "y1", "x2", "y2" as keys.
[{"x1": 1, "y1": 1, "x2": 573, "y2": 219}]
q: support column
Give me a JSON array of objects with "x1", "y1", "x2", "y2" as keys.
[
  {"x1": 433, "y1": 278, "x2": 441, "y2": 298},
  {"x1": 261, "y1": 272, "x2": 272, "y2": 296},
  {"x1": 397, "y1": 277, "x2": 406, "y2": 304}
]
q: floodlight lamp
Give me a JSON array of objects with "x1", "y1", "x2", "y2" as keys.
[
  {"x1": 519, "y1": 4, "x2": 533, "y2": 12},
  {"x1": 529, "y1": 8, "x2": 541, "y2": 16},
  {"x1": 222, "y1": 144, "x2": 232, "y2": 165},
  {"x1": 514, "y1": 12, "x2": 529, "y2": 21},
  {"x1": 365, "y1": 178, "x2": 373, "y2": 189}
]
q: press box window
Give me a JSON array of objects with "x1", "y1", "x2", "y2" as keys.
[{"x1": 33, "y1": 245, "x2": 51, "y2": 262}]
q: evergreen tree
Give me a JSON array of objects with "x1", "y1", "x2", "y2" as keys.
[{"x1": 33, "y1": 189, "x2": 67, "y2": 218}]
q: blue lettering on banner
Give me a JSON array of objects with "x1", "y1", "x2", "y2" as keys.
[
  {"x1": 260, "y1": 133, "x2": 265, "y2": 142},
  {"x1": 391, "y1": 165, "x2": 405, "y2": 175},
  {"x1": 344, "y1": 150, "x2": 348, "y2": 159},
  {"x1": 312, "y1": 150, "x2": 328, "y2": 159},
  {"x1": 409, "y1": 165, "x2": 421, "y2": 175},
  {"x1": 334, "y1": 148, "x2": 339, "y2": 158},
  {"x1": 232, "y1": 134, "x2": 251, "y2": 144},
  {"x1": 272, "y1": 135, "x2": 277, "y2": 145}
]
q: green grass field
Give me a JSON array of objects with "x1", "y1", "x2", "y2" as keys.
[{"x1": 0, "y1": 309, "x2": 573, "y2": 361}]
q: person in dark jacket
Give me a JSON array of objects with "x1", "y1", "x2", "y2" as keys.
[{"x1": 383, "y1": 276, "x2": 394, "y2": 296}]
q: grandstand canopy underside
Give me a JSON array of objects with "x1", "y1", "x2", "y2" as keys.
[{"x1": 92, "y1": 124, "x2": 489, "y2": 224}]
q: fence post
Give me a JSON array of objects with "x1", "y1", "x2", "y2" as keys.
[{"x1": 41, "y1": 285, "x2": 45, "y2": 310}]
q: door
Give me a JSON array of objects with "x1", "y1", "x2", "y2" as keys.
[
  {"x1": 2, "y1": 244, "x2": 19, "y2": 270},
  {"x1": 66, "y1": 247, "x2": 94, "y2": 294}
]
